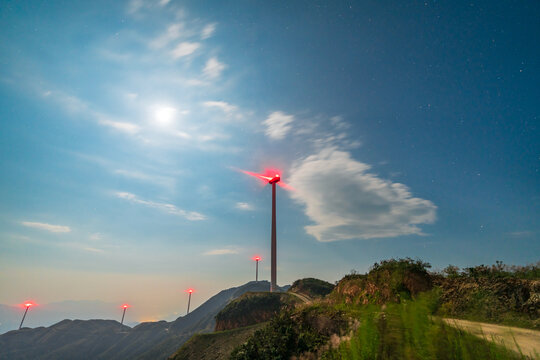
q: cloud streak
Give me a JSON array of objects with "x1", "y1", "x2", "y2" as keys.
[
  {"x1": 263, "y1": 111, "x2": 294, "y2": 140},
  {"x1": 115, "y1": 192, "x2": 206, "y2": 221},
  {"x1": 172, "y1": 42, "x2": 200, "y2": 58},
  {"x1": 235, "y1": 202, "x2": 254, "y2": 211},
  {"x1": 202, "y1": 101, "x2": 238, "y2": 113},
  {"x1": 288, "y1": 147, "x2": 436, "y2": 241},
  {"x1": 203, "y1": 248, "x2": 238, "y2": 255},
  {"x1": 203, "y1": 57, "x2": 226, "y2": 78},
  {"x1": 21, "y1": 221, "x2": 71, "y2": 233}
]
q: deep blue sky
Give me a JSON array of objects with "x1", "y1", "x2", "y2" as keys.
[{"x1": 0, "y1": 0, "x2": 538, "y2": 324}]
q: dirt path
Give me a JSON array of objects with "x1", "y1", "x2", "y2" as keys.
[
  {"x1": 443, "y1": 318, "x2": 540, "y2": 358},
  {"x1": 289, "y1": 292, "x2": 312, "y2": 304}
]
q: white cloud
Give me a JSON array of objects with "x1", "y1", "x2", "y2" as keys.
[
  {"x1": 150, "y1": 23, "x2": 183, "y2": 49},
  {"x1": 203, "y1": 57, "x2": 226, "y2": 78},
  {"x1": 235, "y1": 202, "x2": 254, "y2": 211},
  {"x1": 115, "y1": 192, "x2": 206, "y2": 221},
  {"x1": 202, "y1": 101, "x2": 237, "y2": 113},
  {"x1": 201, "y1": 23, "x2": 216, "y2": 39},
  {"x1": 127, "y1": 0, "x2": 144, "y2": 14},
  {"x1": 89, "y1": 233, "x2": 103, "y2": 241},
  {"x1": 114, "y1": 169, "x2": 176, "y2": 189},
  {"x1": 84, "y1": 247, "x2": 105, "y2": 253},
  {"x1": 21, "y1": 221, "x2": 71, "y2": 233},
  {"x1": 98, "y1": 118, "x2": 140, "y2": 134},
  {"x1": 263, "y1": 111, "x2": 294, "y2": 140},
  {"x1": 171, "y1": 42, "x2": 200, "y2": 58},
  {"x1": 159, "y1": 0, "x2": 171, "y2": 6},
  {"x1": 507, "y1": 231, "x2": 533, "y2": 237},
  {"x1": 288, "y1": 147, "x2": 436, "y2": 242},
  {"x1": 203, "y1": 248, "x2": 238, "y2": 256}
]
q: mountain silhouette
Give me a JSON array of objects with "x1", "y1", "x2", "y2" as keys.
[{"x1": 0, "y1": 281, "x2": 286, "y2": 360}]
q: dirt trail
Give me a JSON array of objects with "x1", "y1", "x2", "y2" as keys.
[
  {"x1": 289, "y1": 292, "x2": 312, "y2": 304},
  {"x1": 443, "y1": 318, "x2": 540, "y2": 358}
]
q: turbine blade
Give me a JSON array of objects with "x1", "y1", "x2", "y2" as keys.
[
  {"x1": 277, "y1": 182, "x2": 295, "y2": 191},
  {"x1": 241, "y1": 170, "x2": 272, "y2": 182}
]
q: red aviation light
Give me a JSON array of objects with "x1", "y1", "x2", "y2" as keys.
[
  {"x1": 253, "y1": 256, "x2": 261, "y2": 261},
  {"x1": 186, "y1": 288, "x2": 194, "y2": 294},
  {"x1": 19, "y1": 301, "x2": 36, "y2": 309},
  {"x1": 121, "y1": 304, "x2": 130, "y2": 309}
]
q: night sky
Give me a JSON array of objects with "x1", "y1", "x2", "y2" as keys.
[{"x1": 0, "y1": 0, "x2": 538, "y2": 326}]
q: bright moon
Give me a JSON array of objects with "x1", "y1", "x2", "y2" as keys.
[{"x1": 154, "y1": 106, "x2": 176, "y2": 126}]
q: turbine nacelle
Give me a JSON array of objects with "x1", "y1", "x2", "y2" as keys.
[
  {"x1": 269, "y1": 174, "x2": 280, "y2": 184},
  {"x1": 240, "y1": 169, "x2": 293, "y2": 190}
]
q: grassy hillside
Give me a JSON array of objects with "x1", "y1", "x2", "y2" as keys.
[
  {"x1": 215, "y1": 292, "x2": 301, "y2": 331},
  {"x1": 226, "y1": 259, "x2": 539, "y2": 359},
  {"x1": 288, "y1": 278, "x2": 335, "y2": 299},
  {"x1": 168, "y1": 324, "x2": 265, "y2": 360}
]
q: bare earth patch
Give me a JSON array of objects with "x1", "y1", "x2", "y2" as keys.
[{"x1": 443, "y1": 318, "x2": 540, "y2": 358}]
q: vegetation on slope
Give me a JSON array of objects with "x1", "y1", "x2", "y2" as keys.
[
  {"x1": 230, "y1": 305, "x2": 349, "y2": 359},
  {"x1": 329, "y1": 258, "x2": 433, "y2": 305},
  {"x1": 322, "y1": 292, "x2": 526, "y2": 360},
  {"x1": 226, "y1": 258, "x2": 539, "y2": 360},
  {"x1": 169, "y1": 323, "x2": 265, "y2": 360},
  {"x1": 215, "y1": 292, "x2": 301, "y2": 331},
  {"x1": 288, "y1": 278, "x2": 335, "y2": 299},
  {"x1": 433, "y1": 263, "x2": 540, "y2": 330}
]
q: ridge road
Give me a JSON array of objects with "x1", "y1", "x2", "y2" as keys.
[{"x1": 443, "y1": 318, "x2": 540, "y2": 358}]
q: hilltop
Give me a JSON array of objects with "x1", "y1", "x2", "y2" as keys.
[{"x1": 173, "y1": 259, "x2": 540, "y2": 360}]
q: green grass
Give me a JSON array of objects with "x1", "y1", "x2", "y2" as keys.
[
  {"x1": 169, "y1": 323, "x2": 266, "y2": 360},
  {"x1": 321, "y1": 292, "x2": 530, "y2": 360}
]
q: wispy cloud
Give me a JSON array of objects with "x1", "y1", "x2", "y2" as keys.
[
  {"x1": 114, "y1": 169, "x2": 176, "y2": 189},
  {"x1": 127, "y1": 0, "x2": 144, "y2": 14},
  {"x1": 202, "y1": 101, "x2": 238, "y2": 113},
  {"x1": 203, "y1": 57, "x2": 226, "y2": 78},
  {"x1": 201, "y1": 23, "x2": 216, "y2": 39},
  {"x1": 115, "y1": 192, "x2": 206, "y2": 221},
  {"x1": 507, "y1": 231, "x2": 533, "y2": 238},
  {"x1": 98, "y1": 118, "x2": 140, "y2": 134},
  {"x1": 263, "y1": 111, "x2": 294, "y2": 140},
  {"x1": 150, "y1": 23, "x2": 183, "y2": 49},
  {"x1": 21, "y1": 221, "x2": 71, "y2": 233},
  {"x1": 203, "y1": 248, "x2": 238, "y2": 255},
  {"x1": 288, "y1": 147, "x2": 436, "y2": 241},
  {"x1": 89, "y1": 233, "x2": 103, "y2": 241},
  {"x1": 172, "y1": 42, "x2": 200, "y2": 58},
  {"x1": 235, "y1": 202, "x2": 254, "y2": 211},
  {"x1": 83, "y1": 247, "x2": 105, "y2": 253}
]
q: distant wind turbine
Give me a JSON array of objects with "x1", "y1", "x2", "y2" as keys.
[
  {"x1": 19, "y1": 301, "x2": 35, "y2": 330},
  {"x1": 186, "y1": 289, "x2": 194, "y2": 314},
  {"x1": 120, "y1": 304, "x2": 130, "y2": 326}
]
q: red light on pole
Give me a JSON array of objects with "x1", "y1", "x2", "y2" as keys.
[
  {"x1": 253, "y1": 256, "x2": 261, "y2": 282},
  {"x1": 186, "y1": 289, "x2": 194, "y2": 315},
  {"x1": 19, "y1": 301, "x2": 35, "y2": 330},
  {"x1": 120, "y1": 304, "x2": 130, "y2": 326}
]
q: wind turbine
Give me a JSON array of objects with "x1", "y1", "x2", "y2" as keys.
[
  {"x1": 186, "y1": 288, "x2": 194, "y2": 314},
  {"x1": 19, "y1": 301, "x2": 35, "y2": 330},
  {"x1": 253, "y1": 255, "x2": 261, "y2": 282},
  {"x1": 241, "y1": 169, "x2": 293, "y2": 292},
  {"x1": 120, "y1": 304, "x2": 130, "y2": 326}
]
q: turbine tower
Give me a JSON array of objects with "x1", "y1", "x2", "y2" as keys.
[
  {"x1": 241, "y1": 170, "x2": 293, "y2": 292},
  {"x1": 120, "y1": 304, "x2": 129, "y2": 326},
  {"x1": 19, "y1": 302, "x2": 34, "y2": 330}
]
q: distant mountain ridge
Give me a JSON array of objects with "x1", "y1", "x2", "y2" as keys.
[{"x1": 0, "y1": 281, "x2": 287, "y2": 360}]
